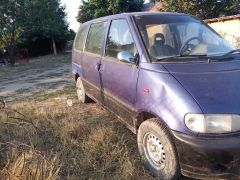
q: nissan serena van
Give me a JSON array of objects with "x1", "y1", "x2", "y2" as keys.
[{"x1": 72, "y1": 12, "x2": 240, "y2": 179}]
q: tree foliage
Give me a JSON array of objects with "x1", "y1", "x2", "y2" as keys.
[
  {"x1": 0, "y1": 0, "x2": 70, "y2": 64},
  {"x1": 77, "y1": 0, "x2": 144, "y2": 23},
  {"x1": 0, "y1": 0, "x2": 27, "y2": 63},
  {"x1": 159, "y1": 0, "x2": 240, "y2": 19},
  {"x1": 23, "y1": 0, "x2": 68, "y2": 41},
  {"x1": 23, "y1": 0, "x2": 69, "y2": 55}
]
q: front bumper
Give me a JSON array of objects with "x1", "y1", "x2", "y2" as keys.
[{"x1": 172, "y1": 131, "x2": 240, "y2": 179}]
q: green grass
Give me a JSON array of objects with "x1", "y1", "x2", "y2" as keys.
[
  {"x1": 0, "y1": 86, "x2": 155, "y2": 180},
  {"x1": 29, "y1": 85, "x2": 76, "y2": 102}
]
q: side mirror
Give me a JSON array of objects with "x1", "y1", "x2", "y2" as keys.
[{"x1": 117, "y1": 51, "x2": 136, "y2": 64}]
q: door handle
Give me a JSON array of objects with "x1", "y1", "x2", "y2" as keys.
[{"x1": 95, "y1": 63, "x2": 102, "y2": 71}]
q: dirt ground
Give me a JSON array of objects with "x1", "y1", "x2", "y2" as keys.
[{"x1": 0, "y1": 53, "x2": 73, "y2": 102}]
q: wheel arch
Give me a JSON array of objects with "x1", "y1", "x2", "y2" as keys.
[
  {"x1": 75, "y1": 73, "x2": 80, "y2": 82},
  {"x1": 136, "y1": 111, "x2": 170, "y2": 132},
  {"x1": 72, "y1": 63, "x2": 83, "y2": 82}
]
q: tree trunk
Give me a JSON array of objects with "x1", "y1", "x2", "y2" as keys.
[
  {"x1": 8, "y1": 45, "x2": 16, "y2": 65},
  {"x1": 52, "y1": 38, "x2": 57, "y2": 55}
]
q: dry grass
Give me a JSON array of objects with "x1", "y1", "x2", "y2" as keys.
[{"x1": 0, "y1": 85, "x2": 156, "y2": 180}]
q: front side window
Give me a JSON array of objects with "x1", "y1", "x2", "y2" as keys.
[
  {"x1": 85, "y1": 22, "x2": 107, "y2": 55},
  {"x1": 134, "y1": 15, "x2": 235, "y2": 62},
  {"x1": 106, "y1": 19, "x2": 136, "y2": 60}
]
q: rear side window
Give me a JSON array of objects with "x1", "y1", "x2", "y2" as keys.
[
  {"x1": 85, "y1": 22, "x2": 107, "y2": 55},
  {"x1": 75, "y1": 25, "x2": 88, "y2": 52},
  {"x1": 106, "y1": 19, "x2": 136, "y2": 59}
]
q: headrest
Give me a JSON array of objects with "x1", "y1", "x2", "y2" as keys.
[{"x1": 154, "y1": 33, "x2": 165, "y2": 45}]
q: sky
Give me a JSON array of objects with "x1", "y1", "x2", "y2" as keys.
[{"x1": 61, "y1": 0, "x2": 82, "y2": 32}]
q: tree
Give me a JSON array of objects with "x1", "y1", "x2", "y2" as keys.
[
  {"x1": 0, "y1": 0, "x2": 27, "y2": 64},
  {"x1": 21, "y1": 0, "x2": 69, "y2": 55},
  {"x1": 159, "y1": 0, "x2": 240, "y2": 19},
  {"x1": 77, "y1": 0, "x2": 144, "y2": 23},
  {"x1": 0, "y1": 0, "x2": 69, "y2": 64},
  {"x1": 67, "y1": 29, "x2": 76, "y2": 41}
]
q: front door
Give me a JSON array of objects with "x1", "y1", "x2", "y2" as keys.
[
  {"x1": 101, "y1": 19, "x2": 139, "y2": 129},
  {"x1": 81, "y1": 21, "x2": 107, "y2": 102}
]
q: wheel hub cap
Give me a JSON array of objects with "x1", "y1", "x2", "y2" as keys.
[
  {"x1": 77, "y1": 88, "x2": 83, "y2": 96},
  {"x1": 144, "y1": 133, "x2": 166, "y2": 168},
  {"x1": 76, "y1": 80, "x2": 84, "y2": 97}
]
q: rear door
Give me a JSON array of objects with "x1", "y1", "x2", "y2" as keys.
[
  {"x1": 101, "y1": 18, "x2": 140, "y2": 128},
  {"x1": 81, "y1": 21, "x2": 107, "y2": 102}
]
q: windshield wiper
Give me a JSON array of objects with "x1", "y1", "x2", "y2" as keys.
[
  {"x1": 223, "y1": 49, "x2": 240, "y2": 56},
  {"x1": 155, "y1": 54, "x2": 208, "y2": 62},
  {"x1": 155, "y1": 55, "x2": 181, "y2": 61},
  {"x1": 180, "y1": 54, "x2": 208, "y2": 57}
]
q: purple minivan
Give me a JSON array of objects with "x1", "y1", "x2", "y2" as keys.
[{"x1": 72, "y1": 12, "x2": 240, "y2": 179}]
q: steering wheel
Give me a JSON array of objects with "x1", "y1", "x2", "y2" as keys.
[{"x1": 180, "y1": 37, "x2": 201, "y2": 56}]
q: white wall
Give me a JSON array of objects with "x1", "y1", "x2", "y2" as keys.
[{"x1": 208, "y1": 19, "x2": 240, "y2": 48}]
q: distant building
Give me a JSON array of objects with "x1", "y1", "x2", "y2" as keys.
[{"x1": 205, "y1": 15, "x2": 240, "y2": 48}]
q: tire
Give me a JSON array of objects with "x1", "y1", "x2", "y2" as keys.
[
  {"x1": 137, "y1": 118, "x2": 180, "y2": 179},
  {"x1": 76, "y1": 77, "x2": 92, "y2": 103}
]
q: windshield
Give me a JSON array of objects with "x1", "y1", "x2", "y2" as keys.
[{"x1": 134, "y1": 14, "x2": 235, "y2": 62}]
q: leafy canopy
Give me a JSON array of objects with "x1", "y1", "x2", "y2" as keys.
[
  {"x1": 0, "y1": 0, "x2": 70, "y2": 49},
  {"x1": 77, "y1": 0, "x2": 144, "y2": 23},
  {"x1": 0, "y1": 0, "x2": 72, "y2": 62},
  {"x1": 0, "y1": 0, "x2": 27, "y2": 48},
  {"x1": 22, "y1": 0, "x2": 69, "y2": 40},
  {"x1": 159, "y1": 0, "x2": 240, "y2": 19}
]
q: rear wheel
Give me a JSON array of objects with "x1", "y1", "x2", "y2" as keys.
[
  {"x1": 76, "y1": 77, "x2": 91, "y2": 103},
  {"x1": 137, "y1": 118, "x2": 180, "y2": 179}
]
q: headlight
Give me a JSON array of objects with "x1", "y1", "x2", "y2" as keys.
[{"x1": 185, "y1": 114, "x2": 240, "y2": 133}]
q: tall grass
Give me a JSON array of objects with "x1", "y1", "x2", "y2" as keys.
[{"x1": 0, "y1": 87, "x2": 155, "y2": 180}]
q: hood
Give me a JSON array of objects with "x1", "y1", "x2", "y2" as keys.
[{"x1": 163, "y1": 60, "x2": 240, "y2": 114}]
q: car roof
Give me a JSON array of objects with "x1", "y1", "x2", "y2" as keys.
[{"x1": 81, "y1": 12, "x2": 188, "y2": 25}]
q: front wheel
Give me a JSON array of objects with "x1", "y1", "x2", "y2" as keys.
[
  {"x1": 137, "y1": 118, "x2": 180, "y2": 179},
  {"x1": 76, "y1": 77, "x2": 92, "y2": 103}
]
